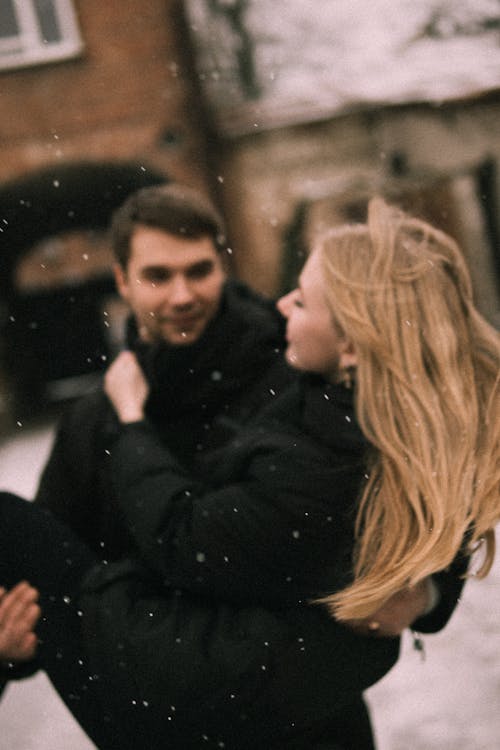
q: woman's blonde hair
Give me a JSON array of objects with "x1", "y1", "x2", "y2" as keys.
[{"x1": 317, "y1": 197, "x2": 500, "y2": 620}]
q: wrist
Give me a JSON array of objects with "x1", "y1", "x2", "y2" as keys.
[{"x1": 117, "y1": 409, "x2": 145, "y2": 424}]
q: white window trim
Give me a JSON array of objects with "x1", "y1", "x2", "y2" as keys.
[{"x1": 0, "y1": 0, "x2": 84, "y2": 71}]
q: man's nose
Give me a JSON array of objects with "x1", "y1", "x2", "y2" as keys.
[{"x1": 169, "y1": 275, "x2": 194, "y2": 305}]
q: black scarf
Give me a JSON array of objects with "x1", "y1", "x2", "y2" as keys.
[{"x1": 126, "y1": 279, "x2": 287, "y2": 425}]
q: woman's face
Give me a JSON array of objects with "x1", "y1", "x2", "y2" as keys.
[{"x1": 277, "y1": 250, "x2": 351, "y2": 379}]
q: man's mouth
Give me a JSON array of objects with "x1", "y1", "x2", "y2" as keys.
[{"x1": 164, "y1": 314, "x2": 201, "y2": 328}]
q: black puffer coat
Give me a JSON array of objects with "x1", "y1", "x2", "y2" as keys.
[
  {"x1": 79, "y1": 375, "x2": 466, "y2": 749},
  {"x1": 35, "y1": 279, "x2": 295, "y2": 561}
]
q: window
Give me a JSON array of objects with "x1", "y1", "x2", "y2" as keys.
[{"x1": 0, "y1": 0, "x2": 83, "y2": 71}]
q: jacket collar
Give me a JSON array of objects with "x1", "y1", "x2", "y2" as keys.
[
  {"x1": 265, "y1": 374, "x2": 366, "y2": 454},
  {"x1": 124, "y1": 279, "x2": 287, "y2": 416},
  {"x1": 303, "y1": 375, "x2": 366, "y2": 452}
]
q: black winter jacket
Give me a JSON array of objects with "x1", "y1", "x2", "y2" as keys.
[
  {"x1": 0, "y1": 280, "x2": 296, "y2": 707},
  {"x1": 78, "y1": 375, "x2": 467, "y2": 749},
  {"x1": 35, "y1": 279, "x2": 295, "y2": 561}
]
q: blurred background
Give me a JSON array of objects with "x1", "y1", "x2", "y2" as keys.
[{"x1": 0, "y1": 1, "x2": 499, "y2": 747}]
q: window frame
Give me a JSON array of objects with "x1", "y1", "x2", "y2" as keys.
[{"x1": 0, "y1": 0, "x2": 83, "y2": 72}]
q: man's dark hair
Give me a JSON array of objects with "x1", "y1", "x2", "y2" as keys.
[{"x1": 110, "y1": 182, "x2": 227, "y2": 267}]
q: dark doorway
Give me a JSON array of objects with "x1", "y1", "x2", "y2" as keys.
[{"x1": 0, "y1": 160, "x2": 167, "y2": 417}]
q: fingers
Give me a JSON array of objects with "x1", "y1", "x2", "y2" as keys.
[
  {"x1": 0, "y1": 582, "x2": 41, "y2": 662},
  {"x1": 104, "y1": 350, "x2": 149, "y2": 423},
  {"x1": 344, "y1": 581, "x2": 433, "y2": 639},
  {"x1": 342, "y1": 618, "x2": 389, "y2": 638},
  {"x1": 0, "y1": 581, "x2": 39, "y2": 622},
  {"x1": 16, "y1": 631, "x2": 39, "y2": 661}
]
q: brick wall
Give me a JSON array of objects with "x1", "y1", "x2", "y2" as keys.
[
  {"x1": 0, "y1": 1, "x2": 216, "y2": 425},
  {"x1": 0, "y1": 0, "x2": 210, "y2": 190}
]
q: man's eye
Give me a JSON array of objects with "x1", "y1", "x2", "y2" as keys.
[
  {"x1": 187, "y1": 262, "x2": 214, "y2": 279},
  {"x1": 143, "y1": 270, "x2": 170, "y2": 283}
]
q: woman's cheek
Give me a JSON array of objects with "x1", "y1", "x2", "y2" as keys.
[{"x1": 285, "y1": 345, "x2": 301, "y2": 369}]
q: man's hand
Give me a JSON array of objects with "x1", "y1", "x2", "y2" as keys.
[
  {"x1": 104, "y1": 350, "x2": 150, "y2": 423},
  {"x1": 0, "y1": 582, "x2": 41, "y2": 663},
  {"x1": 343, "y1": 578, "x2": 433, "y2": 638}
]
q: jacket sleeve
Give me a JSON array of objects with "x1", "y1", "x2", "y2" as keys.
[
  {"x1": 34, "y1": 393, "x2": 108, "y2": 541},
  {"x1": 108, "y1": 420, "x2": 355, "y2": 608},
  {"x1": 3, "y1": 405, "x2": 97, "y2": 693},
  {"x1": 411, "y1": 550, "x2": 470, "y2": 633},
  {"x1": 34, "y1": 413, "x2": 81, "y2": 522},
  {"x1": 0, "y1": 659, "x2": 40, "y2": 691}
]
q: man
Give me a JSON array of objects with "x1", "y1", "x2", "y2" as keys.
[
  {"x1": 0, "y1": 183, "x2": 465, "y2": 749},
  {"x1": 34, "y1": 182, "x2": 295, "y2": 561}
]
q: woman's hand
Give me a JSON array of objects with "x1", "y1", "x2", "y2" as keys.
[
  {"x1": 104, "y1": 350, "x2": 150, "y2": 423},
  {"x1": 0, "y1": 582, "x2": 41, "y2": 662},
  {"x1": 343, "y1": 578, "x2": 433, "y2": 637}
]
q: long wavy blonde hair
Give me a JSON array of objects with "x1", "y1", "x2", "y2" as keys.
[{"x1": 317, "y1": 197, "x2": 500, "y2": 621}]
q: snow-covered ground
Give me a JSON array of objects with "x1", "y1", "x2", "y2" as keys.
[{"x1": 0, "y1": 419, "x2": 499, "y2": 749}]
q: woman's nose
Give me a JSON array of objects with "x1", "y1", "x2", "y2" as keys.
[{"x1": 277, "y1": 290, "x2": 294, "y2": 318}]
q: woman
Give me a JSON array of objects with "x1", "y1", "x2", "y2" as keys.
[
  {"x1": 0, "y1": 197, "x2": 497, "y2": 749},
  {"x1": 279, "y1": 197, "x2": 500, "y2": 621}
]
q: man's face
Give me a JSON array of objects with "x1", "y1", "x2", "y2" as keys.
[{"x1": 114, "y1": 225, "x2": 226, "y2": 346}]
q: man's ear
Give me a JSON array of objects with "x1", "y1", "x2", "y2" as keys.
[
  {"x1": 339, "y1": 340, "x2": 357, "y2": 371},
  {"x1": 113, "y1": 263, "x2": 129, "y2": 301}
]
